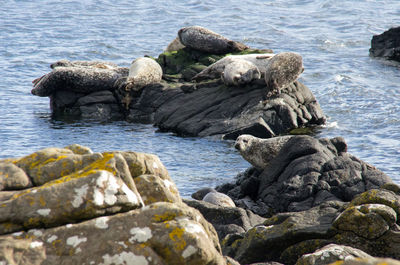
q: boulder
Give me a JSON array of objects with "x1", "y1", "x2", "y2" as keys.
[
  {"x1": 217, "y1": 135, "x2": 393, "y2": 216},
  {"x1": 370, "y1": 27, "x2": 400, "y2": 62},
  {"x1": 222, "y1": 186, "x2": 400, "y2": 265},
  {"x1": 0, "y1": 145, "x2": 231, "y2": 265},
  {"x1": 2, "y1": 202, "x2": 226, "y2": 265},
  {"x1": 295, "y1": 244, "x2": 373, "y2": 265},
  {"x1": 184, "y1": 198, "x2": 265, "y2": 241}
]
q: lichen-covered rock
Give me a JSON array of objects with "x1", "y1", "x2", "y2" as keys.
[
  {"x1": 134, "y1": 174, "x2": 181, "y2": 204},
  {"x1": 331, "y1": 258, "x2": 400, "y2": 265},
  {"x1": 0, "y1": 145, "x2": 233, "y2": 264},
  {"x1": 0, "y1": 236, "x2": 46, "y2": 265},
  {"x1": 0, "y1": 169, "x2": 143, "y2": 234},
  {"x1": 295, "y1": 244, "x2": 373, "y2": 265},
  {"x1": 3, "y1": 202, "x2": 227, "y2": 265},
  {"x1": 0, "y1": 162, "x2": 32, "y2": 190},
  {"x1": 223, "y1": 201, "x2": 343, "y2": 264}
]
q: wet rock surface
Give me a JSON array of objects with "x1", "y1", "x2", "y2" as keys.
[
  {"x1": 370, "y1": 27, "x2": 400, "y2": 62},
  {"x1": 32, "y1": 34, "x2": 325, "y2": 139}
]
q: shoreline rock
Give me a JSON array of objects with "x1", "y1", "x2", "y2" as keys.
[
  {"x1": 31, "y1": 27, "x2": 326, "y2": 139},
  {"x1": 370, "y1": 26, "x2": 400, "y2": 62}
]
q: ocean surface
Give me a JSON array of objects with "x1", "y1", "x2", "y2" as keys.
[{"x1": 1, "y1": 0, "x2": 399, "y2": 197}]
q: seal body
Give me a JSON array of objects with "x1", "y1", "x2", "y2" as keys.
[
  {"x1": 127, "y1": 57, "x2": 163, "y2": 91},
  {"x1": 221, "y1": 59, "x2": 261, "y2": 86},
  {"x1": 203, "y1": 191, "x2": 236, "y2": 207},
  {"x1": 193, "y1": 53, "x2": 274, "y2": 81},
  {"x1": 235, "y1": 134, "x2": 293, "y2": 169},
  {"x1": 178, "y1": 26, "x2": 248, "y2": 54},
  {"x1": 264, "y1": 52, "x2": 304, "y2": 95}
]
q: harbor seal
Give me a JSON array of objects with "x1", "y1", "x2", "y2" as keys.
[
  {"x1": 192, "y1": 53, "x2": 274, "y2": 82},
  {"x1": 178, "y1": 26, "x2": 249, "y2": 54},
  {"x1": 203, "y1": 191, "x2": 236, "y2": 208},
  {"x1": 221, "y1": 59, "x2": 261, "y2": 86},
  {"x1": 126, "y1": 57, "x2": 163, "y2": 91},
  {"x1": 234, "y1": 134, "x2": 294, "y2": 169},
  {"x1": 264, "y1": 52, "x2": 304, "y2": 95}
]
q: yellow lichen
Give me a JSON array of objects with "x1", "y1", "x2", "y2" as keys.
[{"x1": 169, "y1": 227, "x2": 186, "y2": 251}]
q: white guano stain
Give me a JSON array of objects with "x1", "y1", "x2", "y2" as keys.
[
  {"x1": 163, "y1": 179, "x2": 174, "y2": 190},
  {"x1": 29, "y1": 229, "x2": 43, "y2": 237},
  {"x1": 95, "y1": 216, "x2": 109, "y2": 229},
  {"x1": 93, "y1": 189, "x2": 105, "y2": 205},
  {"x1": 30, "y1": 241, "x2": 43, "y2": 249},
  {"x1": 47, "y1": 235, "x2": 58, "y2": 243},
  {"x1": 152, "y1": 161, "x2": 159, "y2": 169},
  {"x1": 184, "y1": 222, "x2": 206, "y2": 235},
  {"x1": 72, "y1": 184, "x2": 89, "y2": 208},
  {"x1": 182, "y1": 245, "x2": 197, "y2": 259},
  {"x1": 100, "y1": 252, "x2": 148, "y2": 265},
  {"x1": 94, "y1": 171, "x2": 121, "y2": 206},
  {"x1": 37, "y1": 208, "x2": 51, "y2": 216},
  {"x1": 12, "y1": 231, "x2": 23, "y2": 237},
  {"x1": 66, "y1": 236, "x2": 87, "y2": 248},
  {"x1": 129, "y1": 227, "x2": 152, "y2": 243},
  {"x1": 121, "y1": 183, "x2": 138, "y2": 204}
]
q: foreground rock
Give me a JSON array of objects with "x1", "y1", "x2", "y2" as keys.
[
  {"x1": 222, "y1": 187, "x2": 400, "y2": 264},
  {"x1": 31, "y1": 27, "x2": 325, "y2": 139},
  {"x1": 370, "y1": 26, "x2": 400, "y2": 62},
  {"x1": 0, "y1": 145, "x2": 231, "y2": 264}
]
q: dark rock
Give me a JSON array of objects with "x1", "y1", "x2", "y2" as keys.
[
  {"x1": 184, "y1": 198, "x2": 265, "y2": 241},
  {"x1": 370, "y1": 27, "x2": 400, "y2": 62},
  {"x1": 32, "y1": 46, "x2": 325, "y2": 137},
  {"x1": 220, "y1": 135, "x2": 393, "y2": 216}
]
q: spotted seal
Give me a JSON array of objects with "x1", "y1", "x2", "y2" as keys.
[
  {"x1": 203, "y1": 191, "x2": 236, "y2": 208},
  {"x1": 234, "y1": 134, "x2": 294, "y2": 169},
  {"x1": 178, "y1": 25, "x2": 248, "y2": 54},
  {"x1": 193, "y1": 53, "x2": 274, "y2": 82},
  {"x1": 221, "y1": 59, "x2": 261, "y2": 86},
  {"x1": 126, "y1": 57, "x2": 163, "y2": 91},
  {"x1": 264, "y1": 52, "x2": 304, "y2": 95}
]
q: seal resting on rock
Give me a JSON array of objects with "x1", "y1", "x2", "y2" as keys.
[
  {"x1": 203, "y1": 191, "x2": 236, "y2": 208},
  {"x1": 264, "y1": 52, "x2": 304, "y2": 96},
  {"x1": 221, "y1": 59, "x2": 261, "y2": 86},
  {"x1": 178, "y1": 25, "x2": 249, "y2": 54},
  {"x1": 235, "y1": 134, "x2": 294, "y2": 169},
  {"x1": 126, "y1": 57, "x2": 163, "y2": 91},
  {"x1": 193, "y1": 53, "x2": 274, "y2": 82}
]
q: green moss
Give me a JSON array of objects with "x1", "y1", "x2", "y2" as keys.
[
  {"x1": 289, "y1": 127, "x2": 315, "y2": 135},
  {"x1": 156, "y1": 47, "x2": 274, "y2": 80}
]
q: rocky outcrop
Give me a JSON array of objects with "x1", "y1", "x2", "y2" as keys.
[
  {"x1": 370, "y1": 27, "x2": 400, "y2": 62},
  {"x1": 216, "y1": 135, "x2": 393, "y2": 216},
  {"x1": 31, "y1": 27, "x2": 325, "y2": 139},
  {"x1": 222, "y1": 186, "x2": 400, "y2": 264},
  {"x1": 0, "y1": 145, "x2": 231, "y2": 265}
]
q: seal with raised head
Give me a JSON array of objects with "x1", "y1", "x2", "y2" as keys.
[
  {"x1": 193, "y1": 53, "x2": 274, "y2": 82},
  {"x1": 235, "y1": 134, "x2": 294, "y2": 169},
  {"x1": 264, "y1": 52, "x2": 304, "y2": 95},
  {"x1": 221, "y1": 59, "x2": 261, "y2": 86},
  {"x1": 178, "y1": 25, "x2": 248, "y2": 54}
]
